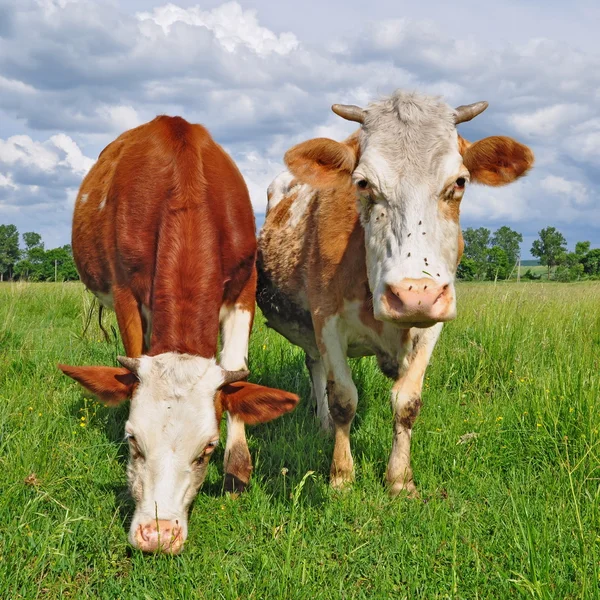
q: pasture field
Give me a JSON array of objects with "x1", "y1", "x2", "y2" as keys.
[{"x1": 1, "y1": 281, "x2": 599, "y2": 599}]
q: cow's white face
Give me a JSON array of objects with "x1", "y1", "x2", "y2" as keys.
[
  {"x1": 284, "y1": 90, "x2": 533, "y2": 328},
  {"x1": 352, "y1": 96, "x2": 468, "y2": 326},
  {"x1": 124, "y1": 353, "x2": 224, "y2": 553},
  {"x1": 59, "y1": 354, "x2": 299, "y2": 554}
]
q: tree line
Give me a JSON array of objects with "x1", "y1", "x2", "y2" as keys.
[
  {"x1": 1, "y1": 222, "x2": 598, "y2": 283},
  {"x1": 458, "y1": 225, "x2": 600, "y2": 282},
  {"x1": 0, "y1": 225, "x2": 78, "y2": 282}
]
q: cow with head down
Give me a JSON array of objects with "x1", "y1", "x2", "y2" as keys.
[
  {"x1": 59, "y1": 115, "x2": 299, "y2": 553},
  {"x1": 257, "y1": 90, "x2": 534, "y2": 496}
]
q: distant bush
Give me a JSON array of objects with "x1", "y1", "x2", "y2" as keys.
[{"x1": 522, "y1": 269, "x2": 542, "y2": 280}]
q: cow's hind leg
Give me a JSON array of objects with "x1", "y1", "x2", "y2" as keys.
[
  {"x1": 315, "y1": 315, "x2": 357, "y2": 489},
  {"x1": 305, "y1": 354, "x2": 331, "y2": 433},
  {"x1": 220, "y1": 268, "x2": 255, "y2": 493},
  {"x1": 386, "y1": 324, "x2": 442, "y2": 497}
]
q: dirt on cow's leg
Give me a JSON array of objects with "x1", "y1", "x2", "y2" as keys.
[
  {"x1": 327, "y1": 378, "x2": 357, "y2": 489},
  {"x1": 223, "y1": 413, "x2": 253, "y2": 494}
]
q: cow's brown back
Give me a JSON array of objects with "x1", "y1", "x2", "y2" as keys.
[{"x1": 73, "y1": 115, "x2": 256, "y2": 357}]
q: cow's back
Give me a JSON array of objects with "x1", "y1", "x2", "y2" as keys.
[
  {"x1": 257, "y1": 172, "x2": 368, "y2": 355},
  {"x1": 73, "y1": 116, "x2": 255, "y2": 306}
]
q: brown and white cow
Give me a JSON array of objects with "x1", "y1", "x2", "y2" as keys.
[
  {"x1": 58, "y1": 116, "x2": 299, "y2": 553},
  {"x1": 257, "y1": 91, "x2": 533, "y2": 496}
]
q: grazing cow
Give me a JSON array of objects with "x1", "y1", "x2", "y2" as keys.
[
  {"x1": 58, "y1": 116, "x2": 299, "y2": 553},
  {"x1": 257, "y1": 91, "x2": 533, "y2": 496}
]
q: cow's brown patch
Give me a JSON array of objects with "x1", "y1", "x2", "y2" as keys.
[
  {"x1": 398, "y1": 396, "x2": 423, "y2": 429},
  {"x1": 326, "y1": 380, "x2": 356, "y2": 425}
]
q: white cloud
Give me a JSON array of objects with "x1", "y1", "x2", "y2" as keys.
[
  {"x1": 50, "y1": 133, "x2": 95, "y2": 175},
  {"x1": 0, "y1": 172, "x2": 17, "y2": 189},
  {"x1": 97, "y1": 105, "x2": 141, "y2": 133},
  {"x1": 137, "y1": 2, "x2": 299, "y2": 56},
  {"x1": 0, "y1": 136, "x2": 59, "y2": 172},
  {"x1": 540, "y1": 175, "x2": 589, "y2": 206},
  {"x1": 507, "y1": 104, "x2": 588, "y2": 138},
  {"x1": 0, "y1": 0, "x2": 598, "y2": 253}
]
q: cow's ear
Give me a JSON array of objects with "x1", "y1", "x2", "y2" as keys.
[
  {"x1": 58, "y1": 364, "x2": 137, "y2": 406},
  {"x1": 285, "y1": 135, "x2": 359, "y2": 190},
  {"x1": 460, "y1": 135, "x2": 534, "y2": 186},
  {"x1": 220, "y1": 382, "x2": 299, "y2": 425}
]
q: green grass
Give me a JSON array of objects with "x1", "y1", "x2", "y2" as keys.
[{"x1": 1, "y1": 281, "x2": 599, "y2": 598}]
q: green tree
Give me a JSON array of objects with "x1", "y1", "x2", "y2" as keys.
[
  {"x1": 486, "y1": 246, "x2": 509, "y2": 281},
  {"x1": 555, "y1": 252, "x2": 584, "y2": 282},
  {"x1": 43, "y1": 245, "x2": 78, "y2": 281},
  {"x1": 582, "y1": 248, "x2": 600, "y2": 276},
  {"x1": 462, "y1": 227, "x2": 491, "y2": 280},
  {"x1": 575, "y1": 241, "x2": 591, "y2": 257},
  {"x1": 491, "y1": 226, "x2": 523, "y2": 267},
  {"x1": 457, "y1": 257, "x2": 477, "y2": 280},
  {"x1": 530, "y1": 227, "x2": 567, "y2": 279},
  {"x1": 22, "y1": 231, "x2": 44, "y2": 256},
  {"x1": 0, "y1": 224, "x2": 20, "y2": 281}
]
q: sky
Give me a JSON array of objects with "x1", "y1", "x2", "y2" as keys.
[{"x1": 0, "y1": 0, "x2": 599, "y2": 258}]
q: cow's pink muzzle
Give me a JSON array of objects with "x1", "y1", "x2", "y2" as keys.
[{"x1": 382, "y1": 278, "x2": 456, "y2": 326}]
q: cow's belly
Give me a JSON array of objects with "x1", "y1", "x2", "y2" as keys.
[{"x1": 256, "y1": 264, "x2": 319, "y2": 357}]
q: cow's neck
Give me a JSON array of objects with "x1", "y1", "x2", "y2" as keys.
[{"x1": 149, "y1": 203, "x2": 221, "y2": 358}]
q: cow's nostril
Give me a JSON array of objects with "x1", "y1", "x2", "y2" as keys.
[
  {"x1": 424, "y1": 285, "x2": 427, "y2": 290},
  {"x1": 140, "y1": 525, "x2": 150, "y2": 542}
]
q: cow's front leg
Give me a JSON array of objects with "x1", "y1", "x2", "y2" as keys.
[
  {"x1": 316, "y1": 315, "x2": 357, "y2": 489},
  {"x1": 386, "y1": 324, "x2": 442, "y2": 497},
  {"x1": 219, "y1": 273, "x2": 255, "y2": 492}
]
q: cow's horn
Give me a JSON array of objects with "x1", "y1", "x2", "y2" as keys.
[
  {"x1": 332, "y1": 104, "x2": 366, "y2": 124},
  {"x1": 219, "y1": 369, "x2": 250, "y2": 388},
  {"x1": 454, "y1": 101, "x2": 489, "y2": 124},
  {"x1": 117, "y1": 356, "x2": 141, "y2": 374}
]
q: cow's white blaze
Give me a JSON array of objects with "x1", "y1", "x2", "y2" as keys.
[{"x1": 125, "y1": 353, "x2": 224, "y2": 548}]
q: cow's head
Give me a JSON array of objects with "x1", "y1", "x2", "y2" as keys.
[
  {"x1": 58, "y1": 353, "x2": 298, "y2": 554},
  {"x1": 285, "y1": 91, "x2": 534, "y2": 327}
]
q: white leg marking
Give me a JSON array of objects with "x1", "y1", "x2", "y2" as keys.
[
  {"x1": 219, "y1": 304, "x2": 251, "y2": 371},
  {"x1": 319, "y1": 315, "x2": 357, "y2": 488},
  {"x1": 220, "y1": 304, "x2": 253, "y2": 487}
]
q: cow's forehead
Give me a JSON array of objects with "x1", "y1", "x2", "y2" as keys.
[{"x1": 358, "y1": 91, "x2": 459, "y2": 180}]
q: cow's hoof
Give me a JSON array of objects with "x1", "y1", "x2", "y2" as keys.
[
  {"x1": 224, "y1": 473, "x2": 249, "y2": 494},
  {"x1": 388, "y1": 480, "x2": 419, "y2": 499},
  {"x1": 330, "y1": 472, "x2": 354, "y2": 491}
]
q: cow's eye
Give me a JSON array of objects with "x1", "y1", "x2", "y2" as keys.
[
  {"x1": 126, "y1": 434, "x2": 145, "y2": 460},
  {"x1": 356, "y1": 179, "x2": 369, "y2": 190},
  {"x1": 195, "y1": 440, "x2": 219, "y2": 465},
  {"x1": 455, "y1": 177, "x2": 466, "y2": 189}
]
